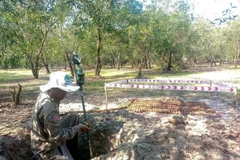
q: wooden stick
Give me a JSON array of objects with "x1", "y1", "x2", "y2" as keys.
[
  {"x1": 61, "y1": 107, "x2": 127, "y2": 115},
  {"x1": 209, "y1": 80, "x2": 212, "y2": 100},
  {"x1": 234, "y1": 89, "x2": 237, "y2": 107},
  {"x1": 104, "y1": 84, "x2": 108, "y2": 110}
]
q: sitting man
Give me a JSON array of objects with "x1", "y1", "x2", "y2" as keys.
[{"x1": 31, "y1": 71, "x2": 91, "y2": 160}]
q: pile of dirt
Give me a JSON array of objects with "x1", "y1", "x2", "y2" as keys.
[{"x1": 80, "y1": 109, "x2": 240, "y2": 160}]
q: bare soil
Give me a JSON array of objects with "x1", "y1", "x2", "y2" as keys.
[
  {"x1": 86, "y1": 96, "x2": 240, "y2": 160},
  {"x1": 0, "y1": 67, "x2": 240, "y2": 160}
]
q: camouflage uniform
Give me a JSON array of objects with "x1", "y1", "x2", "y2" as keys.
[{"x1": 31, "y1": 92, "x2": 81, "y2": 160}]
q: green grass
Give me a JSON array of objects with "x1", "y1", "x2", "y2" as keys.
[{"x1": 0, "y1": 69, "x2": 32, "y2": 83}]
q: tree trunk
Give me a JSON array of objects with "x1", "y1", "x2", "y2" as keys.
[
  {"x1": 10, "y1": 83, "x2": 22, "y2": 106},
  {"x1": 138, "y1": 59, "x2": 143, "y2": 78},
  {"x1": 219, "y1": 59, "x2": 223, "y2": 66},
  {"x1": 147, "y1": 52, "x2": 151, "y2": 69},
  {"x1": 234, "y1": 56, "x2": 238, "y2": 68},
  {"x1": 110, "y1": 54, "x2": 115, "y2": 68},
  {"x1": 30, "y1": 61, "x2": 39, "y2": 79},
  {"x1": 111, "y1": 51, "x2": 117, "y2": 69},
  {"x1": 31, "y1": 22, "x2": 53, "y2": 79},
  {"x1": 167, "y1": 52, "x2": 172, "y2": 71},
  {"x1": 42, "y1": 54, "x2": 50, "y2": 74},
  {"x1": 95, "y1": 28, "x2": 102, "y2": 76},
  {"x1": 44, "y1": 64, "x2": 51, "y2": 74},
  {"x1": 142, "y1": 56, "x2": 147, "y2": 68},
  {"x1": 32, "y1": 69, "x2": 39, "y2": 79},
  {"x1": 193, "y1": 58, "x2": 197, "y2": 66},
  {"x1": 146, "y1": 44, "x2": 152, "y2": 69},
  {"x1": 117, "y1": 53, "x2": 121, "y2": 70},
  {"x1": 58, "y1": 25, "x2": 76, "y2": 77},
  {"x1": 235, "y1": 40, "x2": 240, "y2": 68},
  {"x1": 65, "y1": 50, "x2": 74, "y2": 77},
  {"x1": 29, "y1": 22, "x2": 54, "y2": 79},
  {"x1": 210, "y1": 59, "x2": 214, "y2": 67}
]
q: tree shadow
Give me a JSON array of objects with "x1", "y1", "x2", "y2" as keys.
[
  {"x1": 0, "y1": 132, "x2": 32, "y2": 160},
  {"x1": 0, "y1": 103, "x2": 33, "y2": 160}
]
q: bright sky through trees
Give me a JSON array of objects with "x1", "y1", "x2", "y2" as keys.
[
  {"x1": 141, "y1": 0, "x2": 240, "y2": 20},
  {"x1": 191, "y1": 0, "x2": 240, "y2": 20}
]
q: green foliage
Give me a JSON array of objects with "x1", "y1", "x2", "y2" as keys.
[{"x1": 1, "y1": 0, "x2": 240, "y2": 75}]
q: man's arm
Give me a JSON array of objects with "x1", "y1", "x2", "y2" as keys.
[{"x1": 42, "y1": 102, "x2": 81, "y2": 144}]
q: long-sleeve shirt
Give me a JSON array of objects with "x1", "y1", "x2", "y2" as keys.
[{"x1": 31, "y1": 92, "x2": 80, "y2": 159}]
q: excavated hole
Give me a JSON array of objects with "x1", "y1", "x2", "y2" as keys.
[{"x1": 77, "y1": 98, "x2": 228, "y2": 160}]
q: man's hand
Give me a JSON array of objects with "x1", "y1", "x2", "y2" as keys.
[{"x1": 79, "y1": 124, "x2": 91, "y2": 132}]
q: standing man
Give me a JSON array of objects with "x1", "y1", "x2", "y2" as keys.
[{"x1": 31, "y1": 71, "x2": 90, "y2": 160}]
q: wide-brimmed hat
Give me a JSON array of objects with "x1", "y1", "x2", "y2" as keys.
[{"x1": 40, "y1": 71, "x2": 80, "y2": 92}]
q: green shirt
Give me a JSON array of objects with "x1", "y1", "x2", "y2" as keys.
[{"x1": 31, "y1": 92, "x2": 80, "y2": 159}]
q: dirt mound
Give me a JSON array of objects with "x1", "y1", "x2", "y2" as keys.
[{"x1": 78, "y1": 109, "x2": 240, "y2": 160}]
